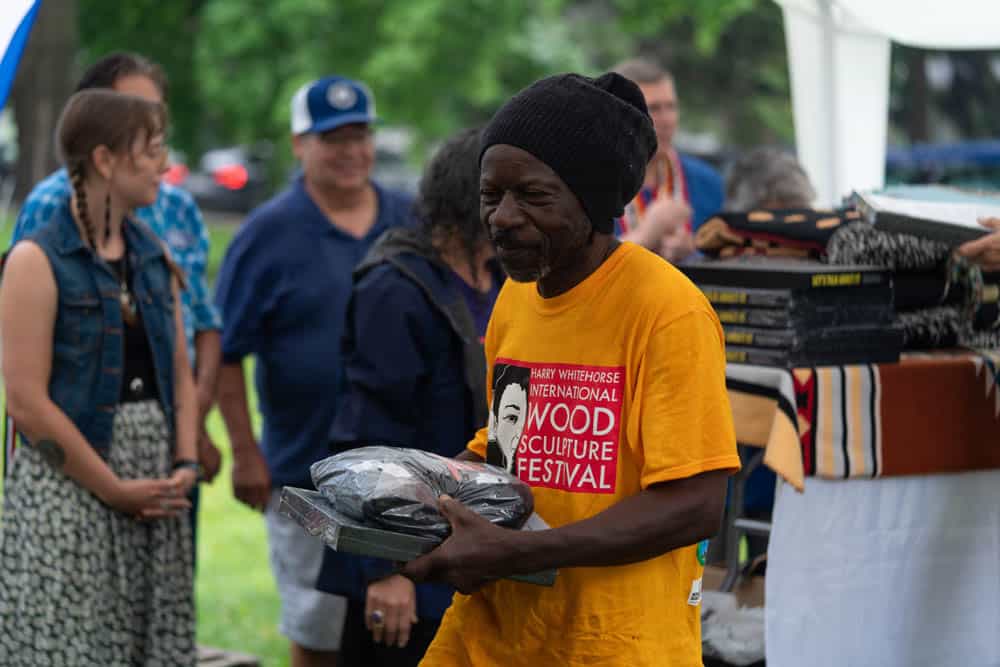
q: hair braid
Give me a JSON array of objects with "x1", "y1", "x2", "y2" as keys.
[
  {"x1": 69, "y1": 163, "x2": 97, "y2": 251},
  {"x1": 163, "y1": 252, "x2": 188, "y2": 290}
]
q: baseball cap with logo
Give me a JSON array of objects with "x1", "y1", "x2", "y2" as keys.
[{"x1": 290, "y1": 76, "x2": 378, "y2": 136}]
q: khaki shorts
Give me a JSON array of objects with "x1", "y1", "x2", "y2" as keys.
[{"x1": 265, "y1": 490, "x2": 348, "y2": 651}]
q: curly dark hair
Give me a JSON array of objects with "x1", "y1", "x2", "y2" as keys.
[{"x1": 416, "y1": 126, "x2": 489, "y2": 281}]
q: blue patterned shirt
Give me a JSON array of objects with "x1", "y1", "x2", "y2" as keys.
[{"x1": 12, "y1": 169, "x2": 223, "y2": 364}]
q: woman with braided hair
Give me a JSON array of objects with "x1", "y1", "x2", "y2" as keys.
[{"x1": 0, "y1": 90, "x2": 198, "y2": 665}]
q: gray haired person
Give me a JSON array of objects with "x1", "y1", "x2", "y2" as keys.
[{"x1": 724, "y1": 146, "x2": 816, "y2": 211}]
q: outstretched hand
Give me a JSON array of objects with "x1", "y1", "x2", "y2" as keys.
[
  {"x1": 957, "y1": 217, "x2": 1000, "y2": 272},
  {"x1": 401, "y1": 495, "x2": 519, "y2": 594}
]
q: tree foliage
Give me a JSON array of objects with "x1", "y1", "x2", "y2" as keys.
[
  {"x1": 890, "y1": 45, "x2": 1000, "y2": 144},
  {"x1": 630, "y1": 2, "x2": 793, "y2": 148},
  {"x1": 10, "y1": 0, "x2": 78, "y2": 199},
  {"x1": 17, "y1": 0, "x2": 1000, "y2": 196},
  {"x1": 73, "y1": 0, "x2": 756, "y2": 173},
  {"x1": 79, "y1": 0, "x2": 206, "y2": 160}
]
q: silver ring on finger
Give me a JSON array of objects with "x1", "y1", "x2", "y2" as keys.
[{"x1": 370, "y1": 609, "x2": 386, "y2": 629}]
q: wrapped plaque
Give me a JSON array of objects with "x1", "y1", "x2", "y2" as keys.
[{"x1": 279, "y1": 487, "x2": 557, "y2": 586}]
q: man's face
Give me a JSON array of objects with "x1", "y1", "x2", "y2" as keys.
[
  {"x1": 637, "y1": 78, "x2": 678, "y2": 154},
  {"x1": 293, "y1": 123, "x2": 375, "y2": 192},
  {"x1": 480, "y1": 144, "x2": 591, "y2": 283},
  {"x1": 113, "y1": 74, "x2": 163, "y2": 104}
]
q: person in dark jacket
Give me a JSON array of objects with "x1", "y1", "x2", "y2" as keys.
[{"x1": 316, "y1": 127, "x2": 502, "y2": 666}]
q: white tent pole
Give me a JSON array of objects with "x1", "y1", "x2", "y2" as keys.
[
  {"x1": 819, "y1": 0, "x2": 838, "y2": 205},
  {"x1": 779, "y1": 0, "x2": 892, "y2": 205}
]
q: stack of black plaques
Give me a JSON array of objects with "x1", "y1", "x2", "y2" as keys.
[{"x1": 680, "y1": 258, "x2": 901, "y2": 367}]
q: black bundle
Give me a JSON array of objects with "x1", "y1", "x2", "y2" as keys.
[{"x1": 311, "y1": 446, "x2": 534, "y2": 539}]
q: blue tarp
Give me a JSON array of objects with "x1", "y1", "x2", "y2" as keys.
[{"x1": 887, "y1": 140, "x2": 1000, "y2": 168}]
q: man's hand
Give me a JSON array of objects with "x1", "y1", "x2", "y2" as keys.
[
  {"x1": 622, "y1": 198, "x2": 691, "y2": 252},
  {"x1": 659, "y1": 224, "x2": 696, "y2": 264},
  {"x1": 647, "y1": 197, "x2": 694, "y2": 263},
  {"x1": 402, "y1": 496, "x2": 516, "y2": 594},
  {"x1": 197, "y1": 426, "x2": 222, "y2": 484},
  {"x1": 231, "y1": 441, "x2": 271, "y2": 511},
  {"x1": 196, "y1": 384, "x2": 215, "y2": 426},
  {"x1": 957, "y1": 218, "x2": 1000, "y2": 272},
  {"x1": 645, "y1": 197, "x2": 692, "y2": 257},
  {"x1": 645, "y1": 197, "x2": 691, "y2": 235},
  {"x1": 366, "y1": 574, "x2": 419, "y2": 648}
]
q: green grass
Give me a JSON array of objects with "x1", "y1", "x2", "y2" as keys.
[
  {"x1": 174, "y1": 221, "x2": 289, "y2": 665},
  {"x1": 196, "y1": 219, "x2": 288, "y2": 665},
  {"x1": 206, "y1": 218, "x2": 236, "y2": 280},
  {"x1": 2, "y1": 214, "x2": 290, "y2": 666},
  {"x1": 198, "y1": 384, "x2": 287, "y2": 666}
]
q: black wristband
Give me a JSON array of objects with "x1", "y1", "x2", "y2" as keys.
[{"x1": 172, "y1": 460, "x2": 200, "y2": 472}]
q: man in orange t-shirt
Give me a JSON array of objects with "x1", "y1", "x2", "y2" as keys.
[{"x1": 401, "y1": 72, "x2": 739, "y2": 667}]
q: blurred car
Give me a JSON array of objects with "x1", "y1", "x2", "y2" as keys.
[
  {"x1": 373, "y1": 127, "x2": 420, "y2": 195},
  {"x1": 165, "y1": 144, "x2": 272, "y2": 214}
]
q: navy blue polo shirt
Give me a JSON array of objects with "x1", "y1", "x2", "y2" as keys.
[{"x1": 215, "y1": 176, "x2": 413, "y2": 488}]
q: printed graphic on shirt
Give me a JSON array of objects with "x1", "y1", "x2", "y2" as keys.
[
  {"x1": 697, "y1": 539, "x2": 709, "y2": 565},
  {"x1": 165, "y1": 228, "x2": 196, "y2": 250},
  {"x1": 486, "y1": 359, "x2": 624, "y2": 494}
]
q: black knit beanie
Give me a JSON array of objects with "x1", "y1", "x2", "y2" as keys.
[{"x1": 480, "y1": 72, "x2": 658, "y2": 234}]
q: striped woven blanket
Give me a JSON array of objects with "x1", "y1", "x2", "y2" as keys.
[{"x1": 727, "y1": 350, "x2": 1000, "y2": 490}]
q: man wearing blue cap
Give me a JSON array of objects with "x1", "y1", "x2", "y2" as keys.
[{"x1": 214, "y1": 76, "x2": 413, "y2": 667}]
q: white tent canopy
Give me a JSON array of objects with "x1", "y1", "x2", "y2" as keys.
[{"x1": 776, "y1": 0, "x2": 1000, "y2": 205}]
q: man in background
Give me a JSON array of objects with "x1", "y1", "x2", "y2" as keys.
[
  {"x1": 613, "y1": 58, "x2": 724, "y2": 262},
  {"x1": 214, "y1": 75, "x2": 413, "y2": 667}
]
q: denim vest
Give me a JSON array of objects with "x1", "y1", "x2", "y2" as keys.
[{"x1": 27, "y1": 204, "x2": 177, "y2": 458}]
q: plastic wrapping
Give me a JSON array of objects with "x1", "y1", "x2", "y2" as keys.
[
  {"x1": 278, "y1": 487, "x2": 557, "y2": 586},
  {"x1": 310, "y1": 446, "x2": 534, "y2": 539}
]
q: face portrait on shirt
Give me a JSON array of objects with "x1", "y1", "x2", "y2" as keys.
[
  {"x1": 487, "y1": 363, "x2": 531, "y2": 473},
  {"x1": 480, "y1": 145, "x2": 592, "y2": 284}
]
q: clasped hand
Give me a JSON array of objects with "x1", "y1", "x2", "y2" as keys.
[
  {"x1": 105, "y1": 467, "x2": 196, "y2": 520},
  {"x1": 645, "y1": 198, "x2": 695, "y2": 263}
]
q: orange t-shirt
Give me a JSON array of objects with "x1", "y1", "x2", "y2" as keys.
[{"x1": 420, "y1": 242, "x2": 739, "y2": 667}]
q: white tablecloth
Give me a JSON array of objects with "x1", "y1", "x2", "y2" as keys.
[{"x1": 766, "y1": 470, "x2": 1000, "y2": 667}]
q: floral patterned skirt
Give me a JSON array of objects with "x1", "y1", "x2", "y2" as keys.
[{"x1": 0, "y1": 400, "x2": 195, "y2": 666}]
